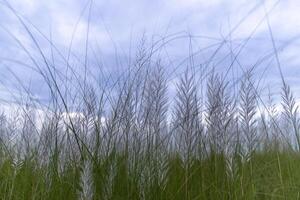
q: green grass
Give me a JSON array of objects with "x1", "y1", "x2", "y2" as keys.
[
  {"x1": 0, "y1": 6, "x2": 299, "y2": 199},
  {"x1": 0, "y1": 150, "x2": 300, "y2": 199}
]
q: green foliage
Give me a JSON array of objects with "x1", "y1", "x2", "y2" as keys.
[{"x1": 0, "y1": 150, "x2": 300, "y2": 199}]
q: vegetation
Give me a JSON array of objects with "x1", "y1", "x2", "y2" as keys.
[{"x1": 1, "y1": 2, "x2": 300, "y2": 200}]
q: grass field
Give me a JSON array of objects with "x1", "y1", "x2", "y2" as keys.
[
  {"x1": 0, "y1": 64, "x2": 299, "y2": 200},
  {"x1": 1, "y1": 1, "x2": 300, "y2": 199}
]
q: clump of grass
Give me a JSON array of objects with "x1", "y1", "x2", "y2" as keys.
[{"x1": 1, "y1": 3, "x2": 300, "y2": 199}]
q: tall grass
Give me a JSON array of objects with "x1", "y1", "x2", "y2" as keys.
[
  {"x1": 1, "y1": 3, "x2": 300, "y2": 200},
  {"x1": 1, "y1": 52, "x2": 300, "y2": 199}
]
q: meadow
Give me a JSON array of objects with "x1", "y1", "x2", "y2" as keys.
[{"x1": 1, "y1": 2, "x2": 300, "y2": 200}]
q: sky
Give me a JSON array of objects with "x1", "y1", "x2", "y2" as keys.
[{"x1": 0, "y1": 0, "x2": 300, "y2": 106}]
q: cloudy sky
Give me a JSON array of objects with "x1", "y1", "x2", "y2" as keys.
[{"x1": 0, "y1": 0, "x2": 300, "y2": 105}]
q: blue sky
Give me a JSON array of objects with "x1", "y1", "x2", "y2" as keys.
[{"x1": 0, "y1": 0, "x2": 300, "y2": 104}]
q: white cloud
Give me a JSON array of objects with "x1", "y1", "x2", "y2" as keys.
[
  {"x1": 169, "y1": 0, "x2": 222, "y2": 9},
  {"x1": 1, "y1": 0, "x2": 300, "y2": 103},
  {"x1": 8, "y1": 0, "x2": 40, "y2": 16}
]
